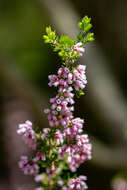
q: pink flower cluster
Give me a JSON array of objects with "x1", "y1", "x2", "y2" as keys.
[
  {"x1": 44, "y1": 64, "x2": 91, "y2": 172},
  {"x1": 62, "y1": 176, "x2": 88, "y2": 190},
  {"x1": 18, "y1": 152, "x2": 46, "y2": 176},
  {"x1": 18, "y1": 156, "x2": 39, "y2": 175},
  {"x1": 17, "y1": 120, "x2": 36, "y2": 150},
  {"x1": 59, "y1": 134, "x2": 91, "y2": 172},
  {"x1": 48, "y1": 65, "x2": 87, "y2": 91},
  {"x1": 44, "y1": 86, "x2": 74, "y2": 127},
  {"x1": 63, "y1": 118, "x2": 84, "y2": 139},
  {"x1": 17, "y1": 62, "x2": 91, "y2": 189},
  {"x1": 44, "y1": 65, "x2": 87, "y2": 130}
]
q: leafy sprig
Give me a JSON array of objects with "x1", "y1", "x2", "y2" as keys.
[
  {"x1": 43, "y1": 16, "x2": 94, "y2": 63},
  {"x1": 77, "y1": 16, "x2": 94, "y2": 44}
]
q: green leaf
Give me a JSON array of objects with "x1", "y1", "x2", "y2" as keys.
[
  {"x1": 43, "y1": 35, "x2": 50, "y2": 43},
  {"x1": 77, "y1": 33, "x2": 82, "y2": 41},
  {"x1": 46, "y1": 26, "x2": 52, "y2": 34},
  {"x1": 43, "y1": 26, "x2": 58, "y2": 45},
  {"x1": 59, "y1": 35, "x2": 74, "y2": 47},
  {"x1": 78, "y1": 16, "x2": 92, "y2": 33},
  {"x1": 76, "y1": 89, "x2": 85, "y2": 98},
  {"x1": 86, "y1": 32, "x2": 94, "y2": 42}
]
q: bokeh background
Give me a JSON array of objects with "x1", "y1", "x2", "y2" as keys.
[{"x1": 0, "y1": 0, "x2": 127, "y2": 189}]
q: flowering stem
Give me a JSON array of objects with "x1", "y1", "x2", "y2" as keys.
[{"x1": 17, "y1": 16, "x2": 94, "y2": 190}]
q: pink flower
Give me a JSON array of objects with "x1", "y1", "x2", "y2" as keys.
[
  {"x1": 17, "y1": 120, "x2": 36, "y2": 150},
  {"x1": 77, "y1": 65, "x2": 86, "y2": 74},
  {"x1": 57, "y1": 178, "x2": 64, "y2": 186},
  {"x1": 112, "y1": 178, "x2": 127, "y2": 190},
  {"x1": 41, "y1": 153, "x2": 46, "y2": 161},
  {"x1": 35, "y1": 174, "x2": 44, "y2": 182},
  {"x1": 58, "y1": 67, "x2": 70, "y2": 78},
  {"x1": 35, "y1": 187, "x2": 43, "y2": 190},
  {"x1": 33, "y1": 152, "x2": 46, "y2": 162},
  {"x1": 74, "y1": 42, "x2": 85, "y2": 56},
  {"x1": 62, "y1": 176, "x2": 87, "y2": 190},
  {"x1": 41, "y1": 128, "x2": 50, "y2": 140},
  {"x1": 55, "y1": 130, "x2": 64, "y2": 144},
  {"x1": 48, "y1": 75, "x2": 59, "y2": 87},
  {"x1": 44, "y1": 108, "x2": 50, "y2": 114}
]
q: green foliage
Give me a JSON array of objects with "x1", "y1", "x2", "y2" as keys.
[
  {"x1": 43, "y1": 16, "x2": 94, "y2": 64},
  {"x1": 78, "y1": 16, "x2": 92, "y2": 32},
  {"x1": 43, "y1": 26, "x2": 58, "y2": 45},
  {"x1": 76, "y1": 89, "x2": 85, "y2": 98},
  {"x1": 77, "y1": 16, "x2": 94, "y2": 44},
  {"x1": 58, "y1": 35, "x2": 75, "y2": 61},
  {"x1": 86, "y1": 32, "x2": 94, "y2": 42},
  {"x1": 59, "y1": 35, "x2": 75, "y2": 47},
  {"x1": 43, "y1": 29, "x2": 77, "y2": 62}
]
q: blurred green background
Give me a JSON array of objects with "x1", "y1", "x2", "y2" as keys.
[{"x1": 0, "y1": 0, "x2": 127, "y2": 190}]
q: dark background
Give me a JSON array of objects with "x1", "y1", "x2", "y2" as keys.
[{"x1": 0, "y1": 0, "x2": 127, "y2": 189}]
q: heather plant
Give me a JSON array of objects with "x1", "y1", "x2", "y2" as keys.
[{"x1": 17, "y1": 16, "x2": 94, "y2": 190}]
